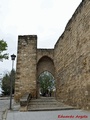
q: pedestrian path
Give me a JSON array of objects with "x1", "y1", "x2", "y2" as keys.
[
  {"x1": 0, "y1": 98, "x2": 10, "y2": 120},
  {"x1": 6, "y1": 110, "x2": 90, "y2": 120},
  {"x1": 1, "y1": 97, "x2": 89, "y2": 120},
  {"x1": 6, "y1": 97, "x2": 90, "y2": 120}
]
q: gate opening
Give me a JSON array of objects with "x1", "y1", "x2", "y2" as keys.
[{"x1": 38, "y1": 71, "x2": 56, "y2": 97}]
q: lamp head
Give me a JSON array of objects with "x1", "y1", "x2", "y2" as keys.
[{"x1": 11, "y1": 54, "x2": 16, "y2": 60}]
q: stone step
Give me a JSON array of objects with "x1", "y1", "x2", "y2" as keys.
[
  {"x1": 28, "y1": 103, "x2": 70, "y2": 108},
  {"x1": 28, "y1": 107, "x2": 75, "y2": 111},
  {"x1": 29, "y1": 102, "x2": 64, "y2": 105},
  {"x1": 29, "y1": 102, "x2": 64, "y2": 106},
  {"x1": 28, "y1": 97, "x2": 76, "y2": 111},
  {"x1": 29, "y1": 100, "x2": 57, "y2": 103},
  {"x1": 30, "y1": 97, "x2": 56, "y2": 101},
  {"x1": 29, "y1": 106, "x2": 64, "y2": 109}
]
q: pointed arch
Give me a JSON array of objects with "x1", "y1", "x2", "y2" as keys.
[{"x1": 37, "y1": 56, "x2": 55, "y2": 78}]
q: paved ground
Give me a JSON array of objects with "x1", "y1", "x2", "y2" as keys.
[
  {"x1": 0, "y1": 97, "x2": 10, "y2": 120},
  {"x1": 7, "y1": 110, "x2": 90, "y2": 120},
  {"x1": 0, "y1": 97, "x2": 90, "y2": 120}
]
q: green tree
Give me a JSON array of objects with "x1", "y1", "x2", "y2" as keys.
[
  {"x1": 1, "y1": 70, "x2": 16, "y2": 95},
  {"x1": 39, "y1": 71, "x2": 55, "y2": 96},
  {"x1": 0, "y1": 40, "x2": 8, "y2": 61}
]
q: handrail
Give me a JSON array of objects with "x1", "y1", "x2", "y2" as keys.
[{"x1": 20, "y1": 93, "x2": 32, "y2": 111}]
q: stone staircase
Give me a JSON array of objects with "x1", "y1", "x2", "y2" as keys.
[{"x1": 28, "y1": 97, "x2": 75, "y2": 111}]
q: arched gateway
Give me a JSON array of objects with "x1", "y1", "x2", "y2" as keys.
[
  {"x1": 37, "y1": 56, "x2": 54, "y2": 77},
  {"x1": 14, "y1": 35, "x2": 55, "y2": 101},
  {"x1": 37, "y1": 56, "x2": 55, "y2": 97},
  {"x1": 14, "y1": 0, "x2": 90, "y2": 110}
]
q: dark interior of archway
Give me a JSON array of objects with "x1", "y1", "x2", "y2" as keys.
[{"x1": 38, "y1": 71, "x2": 56, "y2": 97}]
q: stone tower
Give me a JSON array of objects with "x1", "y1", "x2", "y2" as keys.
[
  {"x1": 14, "y1": 35, "x2": 37, "y2": 101},
  {"x1": 14, "y1": 0, "x2": 90, "y2": 110}
]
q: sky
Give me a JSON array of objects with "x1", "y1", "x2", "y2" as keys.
[{"x1": 0, "y1": 0, "x2": 82, "y2": 75}]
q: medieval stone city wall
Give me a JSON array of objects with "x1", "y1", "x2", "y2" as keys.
[
  {"x1": 15, "y1": 0, "x2": 90, "y2": 110},
  {"x1": 37, "y1": 49, "x2": 54, "y2": 63},
  {"x1": 54, "y1": 0, "x2": 90, "y2": 109},
  {"x1": 36, "y1": 49, "x2": 54, "y2": 97},
  {"x1": 37, "y1": 49, "x2": 54, "y2": 76},
  {"x1": 15, "y1": 37, "x2": 55, "y2": 101},
  {"x1": 14, "y1": 35, "x2": 37, "y2": 101}
]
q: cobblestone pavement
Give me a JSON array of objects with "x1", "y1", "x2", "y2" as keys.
[
  {"x1": 7, "y1": 110, "x2": 90, "y2": 120},
  {"x1": 0, "y1": 97, "x2": 10, "y2": 120}
]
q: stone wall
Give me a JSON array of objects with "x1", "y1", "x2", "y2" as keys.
[
  {"x1": 14, "y1": 35, "x2": 37, "y2": 101},
  {"x1": 37, "y1": 49, "x2": 54, "y2": 63},
  {"x1": 37, "y1": 49, "x2": 54, "y2": 77},
  {"x1": 54, "y1": 0, "x2": 90, "y2": 110},
  {"x1": 37, "y1": 56, "x2": 55, "y2": 78},
  {"x1": 14, "y1": 37, "x2": 55, "y2": 101},
  {"x1": 15, "y1": 0, "x2": 90, "y2": 110},
  {"x1": 36, "y1": 50, "x2": 54, "y2": 98}
]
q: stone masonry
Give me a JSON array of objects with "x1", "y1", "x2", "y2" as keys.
[
  {"x1": 15, "y1": 36, "x2": 54, "y2": 101},
  {"x1": 15, "y1": 35, "x2": 37, "y2": 101},
  {"x1": 54, "y1": 0, "x2": 90, "y2": 110},
  {"x1": 15, "y1": 0, "x2": 90, "y2": 110}
]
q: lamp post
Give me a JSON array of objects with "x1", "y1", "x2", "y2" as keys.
[{"x1": 9, "y1": 54, "x2": 16, "y2": 110}]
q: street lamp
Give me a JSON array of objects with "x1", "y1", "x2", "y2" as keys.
[{"x1": 9, "y1": 54, "x2": 16, "y2": 110}]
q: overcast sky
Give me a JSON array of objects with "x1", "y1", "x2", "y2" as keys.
[{"x1": 0, "y1": 0, "x2": 82, "y2": 75}]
